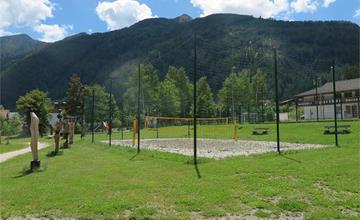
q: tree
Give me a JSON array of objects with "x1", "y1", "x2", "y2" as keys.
[
  {"x1": 165, "y1": 66, "x2": 192, "y2": 116},
  {"x1": 0, "y1": 115, "x2": 22, "y2": 144},
  {"x1": 83, "y1": 85, "x2": 120, "y2": 127},
  {"x1": 156, "y1": 79, "x2": 180, "y2": 116},
  {"x1": 65, "y1": 74, "x2": 84, "y2": 117},
  {"x1": 16, "y1": 89, "x2": 53, "y2": 135},
  {"x1": 193, "y1": 77, "x2": 215, "y2": 117},
  {"x1": 122, "y1": 64, "x2": 160, "y2": 116},
  {"x1": 218, "y1": 69, "x2": 252, "y2": 117},
  {"x1": 251, "y1": 69, "x2": 268, "y2": 118}
]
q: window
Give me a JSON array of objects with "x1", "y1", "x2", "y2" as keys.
[{"x1": 344, "y1": 92, "x2": 352, "y2": 98}]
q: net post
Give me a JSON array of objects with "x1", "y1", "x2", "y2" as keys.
[
  {"x1": 121, "y1": 127, "x2": 123, "y2": 140},
  {"x1": 137, "y1": 64, "x2": 141, "y2": 153},
  {"x1": 233, "y1": 115, "x2": 238, "y2": 141},
  {"x1": 91, "y1": 89, "x2": 95, "y2": 143},
  {"x1": 187, "y1": 120, "x2": 190, "y2": 138},
  {"x1": 274, "y1": 48, "x2": 281, "y2": 154},
  {"x1": 156, "y1": 117, "x2": 159, "y2": 138},
  {"x1": 144, "y1": 116, "x2": 147, "y2": 129},
  {"x1": 332, "y1": 60, "x2": 339, "y2": 146},
  {"x1": 132, "y1": 116, "x2": 137, "y2": 146},
  {"x1": 108, "y1": 80, "x2": 112, "y2": 146},
  {"x1": 193, "y1": 32, "x2": 197, "y2": 165}
]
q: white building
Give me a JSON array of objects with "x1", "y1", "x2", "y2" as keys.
[{"x1": 295, "y1": 78, "x2": 360, "y2": 120}]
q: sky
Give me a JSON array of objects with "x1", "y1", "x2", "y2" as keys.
[{"x1": 0, "y1": 0, "x2": 359, "y2": 42}]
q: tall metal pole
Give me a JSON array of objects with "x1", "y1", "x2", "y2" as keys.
[
  {"x1": 231, "y1": 80, "x2": 235, "y2": 123},
  {"x1": 81, "y1": 95, "x2": 85, "y2": 140},
  {"x1": 315, "y1": 78, "x2": 319, "y2": 121},
  {"x1": 261, "y1": 92, "x2": 264, "y2": 122},
  {"x1": 295, "y1": 99, "x2": 298, "y2": 122},
  {"x1": 322, "y1": 95, "x2": 325, "y2": 120},
  {"x1": 137, "y1": 64, "x2": 141, "y2": 153},
  {"x1": 332, "y1": 60, "x2": 338, "y2": 146},
  {"x1": 357, "y1": 95, "x2": 360, "y2": 119},
  {"x1": 274, "y1": 48, "x2": 280, "y2": 154},
  {"x1": 91, "y1": 89, "x2": 95, "y2": 143},
  {"x1": 340, "y1": 95, "x2": 343, "y2": 120},
  {"x1": 193, "y1": 33, "x2": 197, "y2": 165},
  {"x1": 108, "y1": 81, "x2": 112, "y2": 146}
]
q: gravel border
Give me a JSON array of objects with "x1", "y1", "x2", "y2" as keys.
[{"x1": 104, "y1": 138, "x2": 330, "y2": 159}]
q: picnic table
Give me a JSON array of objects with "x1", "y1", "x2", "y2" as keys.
[
  {"x1": 252, "y1": 128, "x2": 269, "y2": 135},
  {"x1": 323, "y1": 125, "x2": 351, "y2": 134}
]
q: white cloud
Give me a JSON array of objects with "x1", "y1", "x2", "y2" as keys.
[
  {"x1": 290, "y1": 0, "x2": 317, "y2": 13},
  {"x1": 96, "y1": 0, "x2": 155, "y2": 30},
  {"x1": 354, "y1": 8, "x2": 360, "y2": 18},
  {"x1": 0, "y1": 29, "x2": 17, "y2": 37},
  {"x1": 0, "y1": 0, "x2": 53, "y2": 29},
  {"x1": 323, "y1": 0, "x2": 335, "y2": 8},
  {"x1": 190, "y1": 0, "x2": 289, "y2": 18},
  {"x1": 0, "y1": 0, "x2": 71, "y2": 41},
  {"x1": 34, "y1": 24, "x2": 72, "y2": 42}
]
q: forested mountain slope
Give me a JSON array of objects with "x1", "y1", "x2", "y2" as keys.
[
  {"x1": 1, "y1": 14, "x2": 358, "y2": 109},
  {"x1": 0, "y1": 34, "x2": 46, "y2": 68}
]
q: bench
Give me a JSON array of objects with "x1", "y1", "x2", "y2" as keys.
[
  {"x1": 323, "y1": 125, "x2": 351, "y2": 134},
  {"x1": 252, "y1": 128, "x2": 269, "y2": 135}
]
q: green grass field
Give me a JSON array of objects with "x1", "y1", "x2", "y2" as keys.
[{"x1": 0, "y1": 121, "x2": 359, "y2": 219}]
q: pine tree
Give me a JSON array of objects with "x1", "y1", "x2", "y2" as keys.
[
  {"x1": 65, "y1": 74, "x2": 84, "y2": 117},
  {"x1": 156, "y1": 79, "x2": 180, "y2": 116},
  {"x1": 165, "y1": 66, "x2": 192, "y2": 116}
]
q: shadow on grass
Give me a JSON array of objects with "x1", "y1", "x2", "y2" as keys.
[
  {"x1": 280, "y1": 154, "x2": 302, "y2": 163},
  {"x1": 13, "y1": 165, "x2": 47, "y2": 178},
  {"x1": 194, "y1": 164, "x2": 201, "y2": 179},
  {"x1": 185, "y1": 159, "x2": 202, "y2": 179},
  {"x1": 46, "y1": 151, "x2": 64, "y2": 157},
  {"x1": 129, "y1": 153, "x2": 139, "y2": 161}
]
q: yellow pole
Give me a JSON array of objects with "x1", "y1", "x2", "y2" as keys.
[
  {"x1": 132, "y1": 117, "x2": 137, "y2": 146},
  {"x1": 144, "y1": 116, "x2": 147, "y2": 129},
  {"x1": 233, "y1": 116, "x2": 238, "y2": 141}
]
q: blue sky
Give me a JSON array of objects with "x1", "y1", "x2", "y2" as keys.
[{"x1": 0, "y1": 0, "x2": 359, "y2": 42}]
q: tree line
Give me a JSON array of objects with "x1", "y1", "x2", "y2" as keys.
[{"x1": 2, "y1": 64, "x2": 270, "y2": 138}]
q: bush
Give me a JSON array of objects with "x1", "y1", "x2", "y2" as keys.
[{"x1": 16, "y1": 89, "x2": 53, "y2": 136}]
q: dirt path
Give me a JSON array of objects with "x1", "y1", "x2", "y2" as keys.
[{"x1": 0, "y1": 143, "x2": 50, "y2": 163}]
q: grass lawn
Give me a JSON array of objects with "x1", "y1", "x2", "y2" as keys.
[{"x1": 0, "y1": 121, "x2": 359, "y2": 219}]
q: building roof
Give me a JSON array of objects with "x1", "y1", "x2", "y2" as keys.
[{"x1": 295, "y1": 78, "x2": 360, "y2": 97}]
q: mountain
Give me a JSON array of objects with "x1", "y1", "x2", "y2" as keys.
[
  {"x1": 1, "y1": 14, "x2": 359, "y2": 110},
  {"x1": 0, "y1": 34, "x2": 46, "y2": 68}
]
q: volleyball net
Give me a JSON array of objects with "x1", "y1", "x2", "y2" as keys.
[{"x1": 130, "y1": 115, "x2": 238, "y2": 146}]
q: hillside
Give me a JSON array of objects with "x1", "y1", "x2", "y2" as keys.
[
  {"x1": 0, "y1": 34, "x2": 46, "y2": 69},
  {"x1": 1, "y1": 14, "x2": 359, "y2": 109}
]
